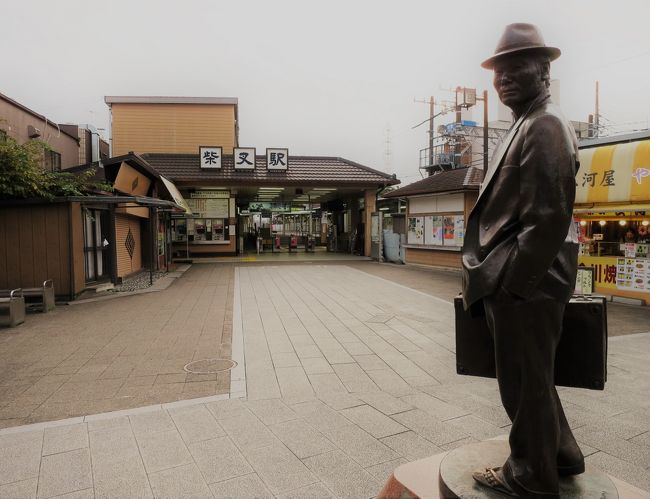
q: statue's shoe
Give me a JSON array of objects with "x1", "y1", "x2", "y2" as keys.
[
  {"x1": 472, "y1": 467, "x2": 517, "y2": 497},
  {"x1": 557, "y1": 460, "x2": 585, "y2": 477},
  {"x1": 558, "y1": 444, "x2": 585, "y2": 476}
]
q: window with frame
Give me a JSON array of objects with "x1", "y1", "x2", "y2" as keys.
[{"x1": 44, "y1": 150, "x2": 61, "y2": 172}]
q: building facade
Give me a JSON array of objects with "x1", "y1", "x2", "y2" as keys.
[
  {"x1": 104, "y1": 96, "x2": 398, "y2": 259},
  {"x1": 0, "y1": 92, "x2": 80, "y2": 171},
  {"x1": 105, "y1": 96, "x2": 239, "y2": 156}
]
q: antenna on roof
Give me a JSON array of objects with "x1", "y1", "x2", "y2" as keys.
[{"x1": 384, "y1": 124, "x2": 392, "y2": 175}]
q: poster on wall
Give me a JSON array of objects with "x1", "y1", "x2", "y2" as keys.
[
  {"x1": 407, "y1": 217, "x2": 424, "y2": 244},
  {"x1": 442, "y1": 216, "x2": 455, "y2": 245},
  {"x1": 424, "y1": 216, "x2": 443, "y2": 245},
  {"x1": 454, "y1": 216, "x2": 465, "y2": 246}
]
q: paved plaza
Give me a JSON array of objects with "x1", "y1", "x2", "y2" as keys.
[{"x1": 1, "y1": 262, "x2": 649, "y2": 498}]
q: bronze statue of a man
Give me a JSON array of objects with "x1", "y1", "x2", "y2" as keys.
[{"x1": 461, "y1": 23, "x2": 583, "y2": 498}]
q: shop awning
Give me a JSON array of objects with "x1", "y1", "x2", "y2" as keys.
[
  {"x1": 574, "y1": 204, "x2": 650, "y2": 215},
  {"x1": 160, "y1": 175, "x2": 192, "y2": 214},
  {"x1": 576, "y1": 140, "x2": 650, "y2": 204}
]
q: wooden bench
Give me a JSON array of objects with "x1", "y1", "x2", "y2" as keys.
[
  {"x1": 0, "y1": 280, "x2": 55, "y2": 314},
  {"x1": 0, "y1": 288, "x2": 26, "y2": 327}
]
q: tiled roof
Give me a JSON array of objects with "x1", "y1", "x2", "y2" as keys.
[
  {"x1": 383, "y1": 167, "x2": 483, "y2": 198},
  {"x1": 141, "y1": 153, "x2": 399, "y2": 187}
]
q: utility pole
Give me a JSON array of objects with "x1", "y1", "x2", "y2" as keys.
[
  {"x1": 595, "y1": 81, "x2": 600, "y2": 138},
  {"x1": 384, "y1": 125, "x2": 392, "y2": 174},
  {"x1": 475, "y1": 90, "x2": 489, "y2": 171},
  {"x1": 428, "y1": 97, "x2": 435, "y2": 170}
]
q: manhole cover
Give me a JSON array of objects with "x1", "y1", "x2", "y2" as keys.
[{"x1": 184, "y1": 358, "x2": 237, "y2": 374}]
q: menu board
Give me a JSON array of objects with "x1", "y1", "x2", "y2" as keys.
[
  {"x1": 575, "y1": 267, "x2": 594, "y2": 294},
  {"x1": 186, "y1": 198, "x2": 229, "y2": 218},
  {"x1": 616, "y1": 258, "x2": 650, "y2": 292}
]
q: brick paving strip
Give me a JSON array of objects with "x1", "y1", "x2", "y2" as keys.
[
  {"x1": 0, "y1": 263, "x2": 649, "y2": 498},
  {"x1": 0, "y1": 264, "x2": 235, "y2": 429}
]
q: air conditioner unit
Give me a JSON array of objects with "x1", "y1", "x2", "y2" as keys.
[{"x1": 27, "y1": 125, "x2": 41, "y2": 138}]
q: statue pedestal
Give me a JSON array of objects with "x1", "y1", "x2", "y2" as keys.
[{"x1": 378, "y1": 440, "x2": 647, "y2": 498}]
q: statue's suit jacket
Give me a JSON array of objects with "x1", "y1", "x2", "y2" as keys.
[{"x1": 462, "y1": 93, "x2": 580, "y2": 311}]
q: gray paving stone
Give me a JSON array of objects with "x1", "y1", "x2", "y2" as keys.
[
  {"x1": 209, "y1": 473, "x2": 274, "y2": 499},
  {"x1": 86, "y1": 415, "x2": 131, "y2": 433},
  {"x1": 129, "y1": 409, "x2": 175, "y2": 436},
  {"x1": 340, "y1": 404, "x2": 408, "y2": 438},
  {"x1": 206, "y1": 398, "x2": 250, "y2": 420},
  {"x1": 272, "y1": 351, "x2": 301, "y2": 368},
  {"x1": 629, "y1": 431, "x2": 650, "y2": 448},
  {"x1": 269, "y1": 419, "x2": 335, "y2": 459},
  {"x1": 380, "y1": 431, "x2": 443, "y2": 460},
  {"x1": 219, "y1": 411, "x2": 278, "y2": 450},
  {"x1": 246, "y1": 368, "x2": 282, "y2": 401},
  {"x1": 447, "y1": 414, "x2": 505, "y2": 440},
  {"x1": 276, "y1": 482, "x2": 336, "y2": 499},
  {"x1": 342, "y1": 342, "x2": 373, "y2": 356},
  {"x1": 135, "y1": 429, "x2": 193, "y2": 473},
  {"x1": 301, "y1": 404, "x2": 355, "y2": 433},
  {"x1": 245, "y1": 398, "x2": 298, "y2": 426},
  {"x1": 241, "y1": 443, "x2": 318, "y2": 494},
  {"x1": 574, "y1": 426, "x2": 650, "y2": 469},
  {"x1": 332, "y1": 364, "x2": 380, "y2": 393},
  {"x1": 168, "y1": 404, "x2": 225, "y2": 444},
  {"x1": 359, "y1": 392, "x2": 412, "y2": 416},
  {"x1": 300, "y1": 357, "x2": 333, "y2": 375},
  {"x1": 364, "y1": 457, "x2": 408, "y2": 479},
  {"x1": 42, "y1": 424, "x2": 88, "y2": 456},
  {"x1": 308, "y1": 373, "x2": 348, "y2": 394},
  {"x1": 316, "y1": 421, "x2": 399, "y2": 467},
  {"x1": 586, "y1": 451, "x2": 650, "y2": 492},
  {"x1": 0, "y1": 430, "x2": 43, "y2": 449},
  {"x1": 87, "y1": 423, "x2": 150, "y2": 492},
  {"x1": 294, "y1": 345, "x2": 324, "y2": 359},
  {"x1": 188, "y1": 436, "x2": 252, "y2": 484},
  {"x1": 0, "y1": 438, "x2": 42, "y2": 485},
  {"x1": 392, "y1": 409, "x2": 469, "y2": 446},
  {"x1": 148, "y1": 463, "x2": 213, "y2": 499},
  {"x1": 47, "y1": 489, "x2": 94, "y2": 499},
  {"x1": 0, "y1": 477, "x2": 37, "y2": 499},
  {"x1": 303, "y1": 450, "x2": 383, "y2": 499},
  {"x1": 353, "y1": 354, "x2": 390, "y2": 371},
  {"x1": 440, "y1": 436, "x2": 480, "y2": 451},
  {"x1": 275, "y1": 366, "x2": 315, "y2": 401},
  {"x1": 365, "y1": 370, "x2": 414, "y2": 397},
  {"x1": 92, "y1": 455, "x2": 153, "y2": 499},
  {"x1": 317, "y1": 392, "x2": 363, "y2": 411},
  {"x1": 37, "y1": 448, "x2": 92, "y2": 499}
]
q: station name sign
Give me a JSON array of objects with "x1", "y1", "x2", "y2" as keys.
[{"x1": 199, "y1": 146, "x2": 289, "y2": 171}]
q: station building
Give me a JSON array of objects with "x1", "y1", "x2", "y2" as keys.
[{"x1": 104, "y1": 96, "x2": 399, "y2": 260}]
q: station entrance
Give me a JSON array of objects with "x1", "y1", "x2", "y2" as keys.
[{"x1": 236, "y1": 186, "x2": 369, "y2": 256}]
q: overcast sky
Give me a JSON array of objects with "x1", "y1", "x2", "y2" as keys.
[{"x1": 2, "y1": 0, "x2": 649, "y2": 185}]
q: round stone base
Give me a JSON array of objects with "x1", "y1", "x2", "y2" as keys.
[{"x1": 439, "y1": 440, "x2": 618, "y2": 498}]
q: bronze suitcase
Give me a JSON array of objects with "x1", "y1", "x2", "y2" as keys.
[{"x1": 454, "y1": 295, "x2": 607, "y2": 390}]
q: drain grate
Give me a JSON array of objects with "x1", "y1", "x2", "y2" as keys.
[{"x1": 184, "y1": 358, "x2": 237, "y2": 374}]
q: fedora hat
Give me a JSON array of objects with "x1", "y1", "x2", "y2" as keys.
[{"x1": 481, "y1": 23, "x2": 560, "y2": 69}]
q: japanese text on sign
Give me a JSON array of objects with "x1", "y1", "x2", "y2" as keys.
[
  {"x1": 267, "y1": 148, "x2": 289, "y2": 170},
  {"x1": 199, "y1": 146, "x2": 222, "y2": 169},
  {"x1": 234, "y1": 148, "x2": 256, "y2": 170}
]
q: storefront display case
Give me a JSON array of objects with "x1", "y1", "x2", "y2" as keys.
[{"x1": 576, "y1": 217, "x2": 650, "y2": 299}]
